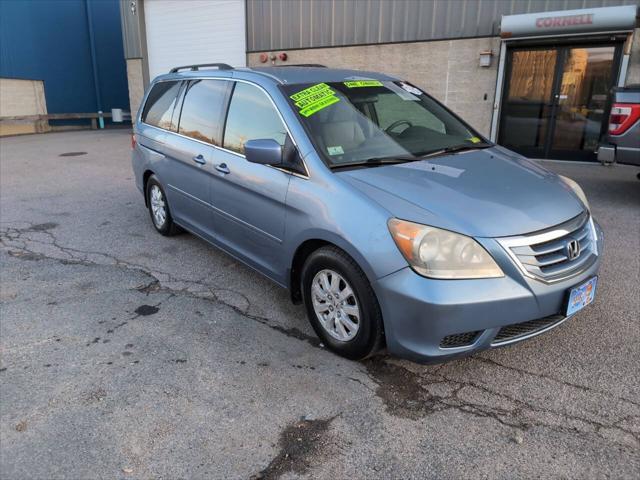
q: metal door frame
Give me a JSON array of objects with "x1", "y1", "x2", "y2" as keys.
[{"x1": 494, "y1": 35, "x2": 626, "y2": 161}]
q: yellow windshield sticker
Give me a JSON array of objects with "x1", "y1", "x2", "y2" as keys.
[
  {"x1": 290, "y1": 83, "x2": 331, "y2": 102},
  {"x1": 299, "y1": 95, "x2": 340, "y2": 117},
  {"x1": 294, "y1": 90, "x2": 335, "y2": 108},
  {"x1": 469, "y1": 136, "x2": 482, "y2": 144},
  {"x1": 290, "y1": 83, "x2": 340, "y2": 117},
  {"x1": 343, "y1": 80, "x2": 383, "y2": 88}
]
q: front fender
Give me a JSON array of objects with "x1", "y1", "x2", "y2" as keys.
[{"x1": 283, "y1": 173, "x2": 409, "y2": 286}]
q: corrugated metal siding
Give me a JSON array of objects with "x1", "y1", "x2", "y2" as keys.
[
  {"x1": 246, "y1": 0, "x2": 639, "y2": 52},
  {"x1": 120, "y1": 0, "x2": 145, "y2": 59}
]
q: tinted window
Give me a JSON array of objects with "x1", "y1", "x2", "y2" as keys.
[
  {"x1": 141, "y1": 81, "x2": 181, "y2": 130},
  {"x1": 178, "y1": 80, "x2": 229, "y2": 145},
  {"x1": 376, "y1": 93, "x2": 445, "y2": 134},
  {"x1": 282, "y1": 81, "x2": 479, "y2": 166},
  {"x1": 223, "y1": 82, "x2": 287, "y2": 154}
]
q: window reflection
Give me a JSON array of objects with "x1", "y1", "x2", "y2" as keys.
[
  {"x1": 499, "y1": 49, "x2": 557, "y2": 155},
  {"x1": 552, "y1": 47, "x2": 614, "y2": 153},
  {"x1": 142, "y1": 81, "x2": 181, "y2": 130},
  {"x1": 178, "y1": 80, "x2": 228, "y2": 145},
  {"x1": 223, "y1": 82, "x2": 287, "y2": 154}
]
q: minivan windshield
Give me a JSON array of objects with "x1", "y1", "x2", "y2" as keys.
[{"x1": 282, "y1": 80, "x2": 488, "y2": 167}]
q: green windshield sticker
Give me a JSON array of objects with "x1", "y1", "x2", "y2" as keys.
[
  {"x1": 290, "y1": 83, "x2": 340, "y2": 117},
  {"x1": 290, "y1": 83, "x2": 331, "y2": 102},
  {"x1": 343, "y1": 80, "x2": 383, "y2": 88},
  {"x1": 469, "y1": 136, "x2": 482, "y2": 144},
  {"x1": 299, "y1": 95, "x2": 340, "y2": 117},
  {"x1": 294, "y1": 90, "x2": 335, "y2": 108}
]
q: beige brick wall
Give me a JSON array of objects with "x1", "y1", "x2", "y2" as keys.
[
  {"x1": 248, "y1": 37, "x2": 501, "y2": 136},
  {"x1": 0, "y1": 78, "x2": 49, "y2": 136},
  {"x1": 126, "y1": 58, "x2": 146, "y2": 120}
]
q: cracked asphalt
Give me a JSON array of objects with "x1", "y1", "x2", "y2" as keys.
[{"x1": 1, "y1": 130, "x2": 639, "y2": 479}]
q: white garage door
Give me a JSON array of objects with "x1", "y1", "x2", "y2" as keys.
[{"x1": 144, "y1": 0, "x2": 246, "y2": 80}]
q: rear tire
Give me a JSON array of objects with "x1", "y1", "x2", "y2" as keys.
[
  {"x1": 146, "y1": 175, "x2": 180, "y2": 236},
  {"x1": 301, "y1": 246, "x2": 384, "y2": 360}
]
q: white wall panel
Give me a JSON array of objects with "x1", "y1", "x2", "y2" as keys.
[{"x1": 145, "y1": 0, "x2": 246, "y2": 79}]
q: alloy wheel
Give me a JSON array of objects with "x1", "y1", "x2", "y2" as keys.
[
  {"x1": 150, "y1": 185, "x2": 167, "y2": 228},
  {"x1": 311, "y1": 269, "x2": 361, "y2": 341}
]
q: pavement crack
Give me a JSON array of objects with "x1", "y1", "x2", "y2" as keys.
[
  {"x1": 364, "y1": 358, "x2": 639, "y2": 448},
  {"x1": 1, "y1": 222, "x2": 318, "y2": 348},
  {"x1": 474, "y1": 356, "x2": 640, "y2": 409}
]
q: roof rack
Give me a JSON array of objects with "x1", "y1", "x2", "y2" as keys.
[
  {"x1": 169, "y1": 63, "x2": 233, "y2": 73},
  {"x1": 273, "y1": 64, "x2": 327, "y2": 68}
]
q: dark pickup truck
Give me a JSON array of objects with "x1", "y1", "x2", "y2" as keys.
[{"x1": 598, "y1": 85, "x2": 640, "y2": 173}]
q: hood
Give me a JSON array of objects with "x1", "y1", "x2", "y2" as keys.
[{"x1": 338, "y1": 147, "x2": 585, "y2": 237}]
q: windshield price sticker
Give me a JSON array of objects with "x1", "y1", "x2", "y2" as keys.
[
  {"x1": 387, "y1": 82, "x2": 419, "y2": 101},
  {"x1": 291, "y1": 83, "x2": 340, "y2": 117},
  {"x1": 469, "y1": 136, "x2": 482, "y2": 144},
  {"x1": 344, "y1": 80, "x2": 383, "y2": 88},
  {"x1": 294, "y1": 90, "x2": 336, "y2": 108},
  {"x1": 290, "y1": 83, "x2": 332, "y2": 101},
  {"x1": 299, "y1": 95, "x2": 340, "y2": 117},
  {"x1": 399, "y1": 82, "x2": 422, "y2": 95}
]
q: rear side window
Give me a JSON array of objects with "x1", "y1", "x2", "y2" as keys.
[
  {"x1": 223, "y1": 82, "x2": 287, "y2": 154},
  {"x1": 178, "y1": 79, "x2": 229, "y2": 145},
  {"x1": 141, "y1": 81, "x2": 181, "y2": 130}
]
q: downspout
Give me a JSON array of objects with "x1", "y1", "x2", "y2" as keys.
[{"x1": 85, "y1": 0, "x2": 104, "y2": 127}]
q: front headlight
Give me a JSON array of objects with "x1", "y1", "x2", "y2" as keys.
[
  {"x1": 388, "y1": 219, "x2": 504, "y2": 279},
  {"x1": 559, "y1": 175, "x2": 590, "y2": 211}
]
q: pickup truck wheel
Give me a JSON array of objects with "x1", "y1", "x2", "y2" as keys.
[
  {"x1": 301, "y1": 246, "x2": 384, "y2": 360},
  {"x1": 146, "y1": 176, "x2": 180, "y2": 236}
]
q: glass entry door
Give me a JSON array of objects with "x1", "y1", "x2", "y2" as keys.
[{"x1": 499, "y1": 44, "x2": 621, "y2": 161}]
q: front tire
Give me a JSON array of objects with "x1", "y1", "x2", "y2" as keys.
[
  {"x1": 301, "y1": 246, "x2": 384, "y2": 360},
  {"x1": 146, "y1": 175, "x2": 180, "y2": 236}
]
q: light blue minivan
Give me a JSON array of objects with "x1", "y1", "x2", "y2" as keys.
[{"x1": 131, "y1": 64, "x2": 603, "y2": 363}]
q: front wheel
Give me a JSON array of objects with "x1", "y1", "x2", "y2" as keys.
[{"x1": 301, "y1": 246, "x2": 384, "y2": 360}]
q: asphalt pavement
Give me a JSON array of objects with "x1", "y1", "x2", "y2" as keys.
[{"x1": 1, "y1": 130, "x2": 639, "y2": 479}]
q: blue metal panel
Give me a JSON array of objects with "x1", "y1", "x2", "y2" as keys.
[{"x1": 0, "y1": 0, "x2": 128, "y2": 114}]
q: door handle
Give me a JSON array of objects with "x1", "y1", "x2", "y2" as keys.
[
  {"x1": 192, "y1": 154, "x2": 206, "y2": 165},
  {"x1": 215, "y1": 163, "x2": 230, "y2": 174}
]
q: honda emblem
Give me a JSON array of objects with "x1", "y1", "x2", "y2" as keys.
[{"x1": 566, "y1": 239, "x2": 581, "y2": 260}]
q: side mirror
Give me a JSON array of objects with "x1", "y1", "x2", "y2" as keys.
[{"x1": 244, "y1": 139, "x2": 283, "y2": 166}]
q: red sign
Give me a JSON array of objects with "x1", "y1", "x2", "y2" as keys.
[{"x1": 536, "y1": 14, "x2": 594, "y2": 28}]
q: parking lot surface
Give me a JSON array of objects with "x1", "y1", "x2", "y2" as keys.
[{"x1": 1, "y1": 130, "x2": 639, "y2": 479}]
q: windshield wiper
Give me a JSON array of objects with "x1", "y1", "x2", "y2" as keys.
[
  {"x1": 330, "y1": 155, "x2": 416, "y2": 170},
  {"x1": 420, "y1": 142, "x2": 492, "y2": 158}
]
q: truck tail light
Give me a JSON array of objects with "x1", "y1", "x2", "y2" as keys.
[
  {"x1": 131, "y1": 133, "x2": 137, "y2": 149},
  {"x1": 608, "y1": 103, "x2": 640, "y2": 135}
]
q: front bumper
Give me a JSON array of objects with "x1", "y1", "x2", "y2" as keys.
[{"x1": 373, "y1": 220, "x2": 604, "y2": 363}]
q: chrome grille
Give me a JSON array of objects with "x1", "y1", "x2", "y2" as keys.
[
  {"x1": 498, "y1": 212, "x2": 597, "y2": 283},
  {"x1": 492, "y1": 315, "x2": 565, "y2": 346}
]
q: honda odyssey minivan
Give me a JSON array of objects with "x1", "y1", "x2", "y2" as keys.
[{"x1": 131, "y1": 64, "x2": 603, "y2": 363}]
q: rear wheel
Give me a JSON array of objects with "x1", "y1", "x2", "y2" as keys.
[
  {"x1": 146, "y1": 175, "x2": 180, "y2": 236},
  {"x1": 301, "y1": 246, "x2": 384, "y2": 360}
]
